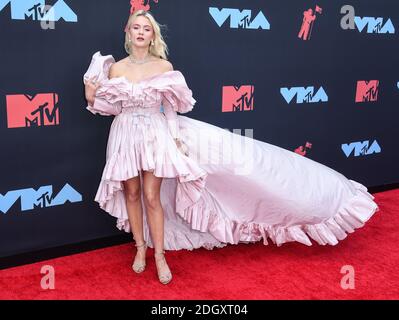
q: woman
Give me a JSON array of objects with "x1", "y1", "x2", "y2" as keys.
[{"x1": 84, "y1": 10, "x2": 378, "y2": 285}]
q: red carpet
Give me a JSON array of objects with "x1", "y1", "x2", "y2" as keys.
[{"x1": 1, "y1": 189, "x2": 398, "y2": 300}]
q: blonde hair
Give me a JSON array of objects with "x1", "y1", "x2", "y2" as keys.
[{"x1": 124, "y1": 10, "x2": 169, "y2": 60}]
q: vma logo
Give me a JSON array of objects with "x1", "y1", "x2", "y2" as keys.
[
  {"x1": 0, "y1": 0, "x2": 77, "y2": 22},
  {"x1": 0, "y1": 183, "x2": 82, "y2": 214},
  {"x1": 280, "y1": 86, "x2": 328, "y2": 104},
  {"x1": 355, "y1": 80, "x2": 379, "y2": 103},
  {"x1": 222, "y1": 85, "x2": 254, "y2": 112},
  {"x1": 209, "y1": 7, "x2": 270, "y2": 29},
  {"x1": 341, "y1": 140, "x2": 381, "y2": 158},
  {"x1": 6, "y1": 93, "x2": 60, "y2": 128},
  {"x1": 341, "y1": 5, "x2": 394, "y2": 34}
]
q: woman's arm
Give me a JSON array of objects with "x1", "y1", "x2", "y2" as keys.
[
  {"x1": 163, "y1": 97, "x2": 180, "y2": 141},
  {"x1": 163, "y1": 97, "x2": 188, "y2": 155},
  {"x1": 84, "y1": 79, "x2": 100, "y2": 106}
]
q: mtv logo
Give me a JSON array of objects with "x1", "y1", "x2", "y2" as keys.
[
  {"x1": 6, "y1": 93, "x2": 60, "y2": 128},
  {"x1": 355, "y1": 80, "x2": 379, "y2": 102},
  {"x1": 0, "y1": 0, "x2": 77, "y2": 22},
  {"x1": 222, "y1": 85, "x2": 254, "y2": 112},
  {"x1": 209, "y1": 7, "x2": 270, "y2": 29}
]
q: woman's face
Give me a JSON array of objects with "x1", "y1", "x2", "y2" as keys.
[{"x1": 128, "y1": 16, "x2": 154, "y2": 50}]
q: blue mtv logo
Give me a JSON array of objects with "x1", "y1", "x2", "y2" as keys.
[
  {"x1": 0, "y1": 183, "x2": 82, "y2": 214},
  {"x1": 280, "y1": 86, "x2": 328, "y2": 104},
  {"x1": 354, "y1": 17, "x2": 395, "y2": 34},
  {"x1": 209, "y1": 7, "x2": 270, "y2": 29},
  {"x1": 341, "y1": 140, "x2": 381, "y2": 157},
  {"x1": 0, "y1": 0, "x2": 77, "y2": 22}
]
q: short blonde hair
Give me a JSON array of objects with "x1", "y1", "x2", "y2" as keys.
[{"x1": 124, "y1": 10, "x2": 169, "y2": 60}]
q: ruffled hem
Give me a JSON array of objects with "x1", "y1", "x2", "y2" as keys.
[
  {"x1": 175, "y1": 179, "x2": 379, "y2": 247},
  {"x1": 94, "y1": 176, "x2": 226, "y2": 251},
  {"x1": 93, "y1": 142, "x2": 210, "y2": 230},
  {"x1": 95, "y1": 152, "x2": 378, "y2": 249},
  {"x1": 149, "y1": 218, "x2": 227, "y2": 251}
]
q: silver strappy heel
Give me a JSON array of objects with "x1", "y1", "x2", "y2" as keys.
[
  {"x1": 154, "y1": 250, "x2": 172, "y2": 285},
  {"x1": 132, "y1": 242, "x2": 147, "y2": 273}
]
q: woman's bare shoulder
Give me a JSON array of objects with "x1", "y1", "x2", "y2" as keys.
[
  {"x1": 158, "y1": 59, "x2": 174, "y2": 72},
  {"x1": 108, "y1": 58, "x2": 128, "y2": 78}
]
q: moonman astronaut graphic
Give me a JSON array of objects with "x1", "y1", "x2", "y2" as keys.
[
  {"x1": 298, "y1": 8, "x2": 317, "y2": 40},
  {"x1": 130, "y1": 0, "x2": 158, "y2": 14}
]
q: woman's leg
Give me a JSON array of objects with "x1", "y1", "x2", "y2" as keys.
[
  {"x1": 123, "y1": 173, "x2": 147, "y2": 272},
  {"x1": 142, "y1": 170, "x2": 164, "y2": 250},
  {"x1": 142, "y1": 170, "x2": 172, "y2": 284}
]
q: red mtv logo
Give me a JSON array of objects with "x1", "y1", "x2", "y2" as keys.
[
  {"x1": 355, "y1": 80, "x2": 379, "y2": 102},
  {"x1": 6, "y1": 93, "x2": 59, "y2": 128},
  {"x1": 222, "y1": 85, "x2": 254, "y2": 112}
]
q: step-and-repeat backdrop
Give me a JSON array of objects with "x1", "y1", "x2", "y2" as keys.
[{"x1": 1, "y1": 0, "x2": 398, "y2": 258}]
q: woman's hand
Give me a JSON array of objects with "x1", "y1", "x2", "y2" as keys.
[{"x1": 84, "y1": 77, "x2": 101, "y2": 106}]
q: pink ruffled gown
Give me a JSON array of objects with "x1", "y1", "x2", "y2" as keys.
[{"x1": 83, "y1": 51, "x2": 379, "y2": 250}]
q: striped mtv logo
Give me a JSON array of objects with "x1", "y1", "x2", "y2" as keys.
[
  {"x1": 355, "y1": 80, "x2": 379, "y2": 102},
  {"x1": 222, "y1": 85, "x2": 254, "y2": 112},
  {"x1": 6, "y1": 93, "x2": 60, "y2": 128}
]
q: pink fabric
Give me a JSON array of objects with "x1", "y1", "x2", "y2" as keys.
[{"x1": 84, "y1": 51, "x2": 379, "y2": 250}]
